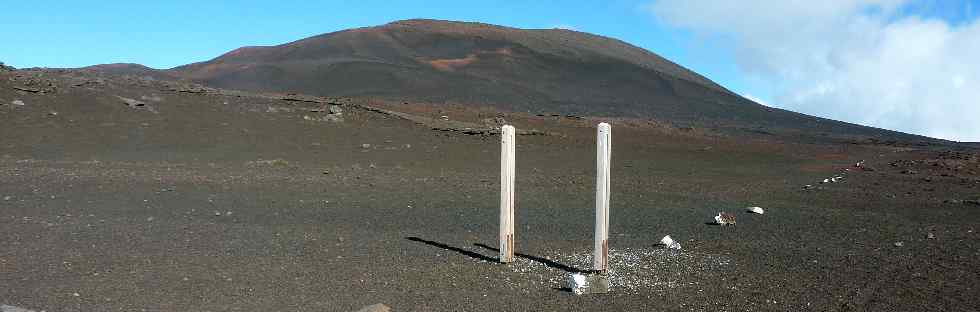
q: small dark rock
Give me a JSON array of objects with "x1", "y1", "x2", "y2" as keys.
[
  {"x1": 12, "y1": 86, "x2": 41, "y2": 93},
  {"x1": 117, "y1": 96, "x2": 147, "y2": 107}
]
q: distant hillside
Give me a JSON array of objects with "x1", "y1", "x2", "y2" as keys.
[
  {"x1": 155, "y1": 19, "x2": 938, "y2": 142},
  {"x1": 81, "y1": 63, "x2": 178, "y2": 81}
]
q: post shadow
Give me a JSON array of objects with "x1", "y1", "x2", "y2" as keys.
[
  {"x1": 404, "y1": 237, "x2": 587, "y2": 274},
  {"x1": 473, "y1": 243, "x2": 586, "y2": 274},
  {"x1": 405, "y1": 237, "x2": 497, "y2": 262}
]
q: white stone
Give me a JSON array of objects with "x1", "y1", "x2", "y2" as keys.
[
  {"x1": 714, "y1": 213, "x2": 736, "y2": 226},
  {"x1": 566, "y1": 272, "x2": 610, "y2": 295},
  {"x1": 660, "y1": 235, "x2": 681, "y2": 250},
  {"x1": 569, "y1": 273, "x2": 588, "y2": 295},
  {"x1": 746, "y1": 206, "x2": 765, "y2": 214}
]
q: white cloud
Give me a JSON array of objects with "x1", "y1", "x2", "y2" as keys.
[{"x1": 649, "y1": 0, "x2": 980, "y2": 142}]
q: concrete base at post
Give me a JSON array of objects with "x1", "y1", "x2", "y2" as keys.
[{"x1": 566, "y1": 272, "x2": 611, "y2": 295}]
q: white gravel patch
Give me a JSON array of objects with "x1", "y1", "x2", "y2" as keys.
[{"x1": 496, "y1": 247, "x2": 733, "y2": 294}]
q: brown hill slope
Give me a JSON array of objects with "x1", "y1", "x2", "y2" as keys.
[
  {"x1": 169, "y1": 19, "x2": 739, "y2": 118},
  {"x1": 164, "y1": 19, "x2": 939, "y2": 142}
]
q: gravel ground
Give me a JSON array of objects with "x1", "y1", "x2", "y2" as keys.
[{"x1": 2, "y1": 69, "x2": 979, "y2": 311}]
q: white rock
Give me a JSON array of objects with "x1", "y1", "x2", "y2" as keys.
[
  {"x1": 11, "y1": 100, "x2": 25, "y2": 106},
  {"x1": 568, "y1": 273, "x2": 588, "y2": 295},
  {"x1": 566, "y1": 273, "x2": 610, "y2": 295},
  {"x1": 660, "y1": 235, "x2": 682, "y2": 250},
  {"x1": 746, "y1": 206, "x2": 765, "y2": 214},
  {"x1": 714, "y1": 212, "x2": 736, "y2": 226}
]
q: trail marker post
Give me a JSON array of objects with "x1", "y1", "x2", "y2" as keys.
[
  {"x1": 499, "y1": 125, "x2": 516, "y2": 263},
  {"x1": 594, "y1": 123, "x2": 611, "y2": 274},
  {"x1": 567, "y1": 123, "x2": 613, "y2": 295}
]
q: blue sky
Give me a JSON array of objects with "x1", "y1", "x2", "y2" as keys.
[{"x1": 2, "y1": 1, "x2": 978, "y2": 141}]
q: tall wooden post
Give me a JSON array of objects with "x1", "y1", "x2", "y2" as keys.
[
  {"x1": 594, "y1": 123, "x2": 611, "y2": 274},
  {"x1": 499, "y1": 125, "x2": 516, "y2": 263}
]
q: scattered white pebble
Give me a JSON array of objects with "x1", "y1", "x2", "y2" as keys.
[
  {"x1": 501, "y1": 247, "x2": 731, "y2": 294},
  {"x1": 660, "y1": 235, "x2": 682, "y2": 250}
]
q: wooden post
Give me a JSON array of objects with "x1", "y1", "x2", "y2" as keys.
[
  {"x1": 499, "y1": 125, "x2": 516, "y2": 263},
  {"x1": 594, "y1": 123, "x2": 611, "y2": 274}
]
